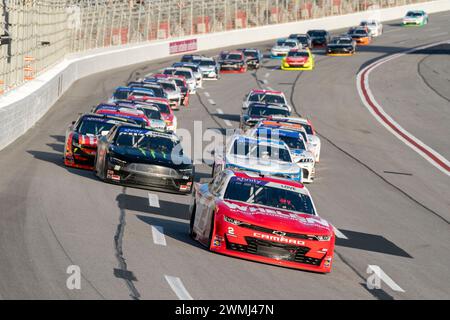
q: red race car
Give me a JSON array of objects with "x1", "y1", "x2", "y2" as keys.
[
  {"x1": 189, "y1": 170, "x2": 335, "y2": 273},
  {"x1": 64, "y1": 113, "x2": 137, "y2": 170}
]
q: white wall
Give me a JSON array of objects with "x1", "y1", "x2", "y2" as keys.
[{"x1": 0, "y1": 0, "x2": 449, "y2": 151}]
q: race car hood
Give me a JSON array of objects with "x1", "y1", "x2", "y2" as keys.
[
  {"x1": 219, "y1": 200, "x2": 332, "y2": 235},
  {"x1": 327, "y1": 43, "x2": 353, "y2": 48},
  {"x1": 220, "y1": 59, "x2": 243, "y2": 65},
  {"x1": 291, "y1": 149, "x2": 315, "y2": 161},
  {"x1": 285, "y1": 56, "x2": 308, "y2": 64},
  {"x1": 271, "y1": 45, "x2": 291, "y2": 52},
  {"x1": 225, "y1": 154, "x2": 299, "y2": 175},
  {"x1": 147, "y1": 119, "x2": 167, "y2": 130},
  {"x1": 110, "y1": 145, "x2": 192, "y2": 170}
]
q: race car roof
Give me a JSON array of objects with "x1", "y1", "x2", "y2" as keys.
[
  {"x1": 259, "y1": 120, "x2": 307, "y2": 132},
  {"x1": 235, "y1": 135, "x2": 287, "y2": 147},
  {"x1": 255, "y1": 127, "x2": 304, "y2": 139},
  {"x1": 116, "y1": 125, "x2": 179, "y2": 141},
  {"x1": 79, "y1": 113, "x2": 137, "y2": 124}
]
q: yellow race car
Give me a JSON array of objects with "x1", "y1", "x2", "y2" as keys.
[{"x1": 281, "y1": 49, "x2": 315, "y2": 71}]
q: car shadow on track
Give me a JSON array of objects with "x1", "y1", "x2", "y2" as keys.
[
  {"x1": 336, "y1": 230, "x2": 412, "y2": 258},
  {"x1": 117, "y1": 193, "x2": 191, "y2": 221},
  {"x1": 213, "y1": 113, "x2": 240, "y2": 122},
  {"x1": 136, "y1": 214, "x2": 204, "y2": 249},
  {"x1": 26, "y1": 149, "x2": 99, "y2": 182}
]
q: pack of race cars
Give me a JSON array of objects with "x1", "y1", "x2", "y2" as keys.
[{"x1": 62, "y1": 10, "x2": 427, "y2": 274}]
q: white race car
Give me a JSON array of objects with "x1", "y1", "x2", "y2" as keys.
[
  {"x1": 213, "y1": 135, "x2": 303, "y2": 182},
  {"x1": 402, "y1": 10, "x2": 428, "y2": 26},
  {"x1": 271, "y1": 38, "x2": 301, "y2": 59},
  {"x1": 248, "y1": 126, "x2": 316, "y2": 183},
  {"x1": 359, "y1": 20, "x2": 383, "y2": 37},
  {"x1": 269, "y1": 116, "x2": 321, "y2": 162}
]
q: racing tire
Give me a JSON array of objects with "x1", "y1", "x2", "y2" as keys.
[{"x1": 207, "y1": 214, "x2": 216, "y2": 250}]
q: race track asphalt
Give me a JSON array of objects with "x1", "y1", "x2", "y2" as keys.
[{"x1": 0, "y1": 11, "x2": 449, "y2": 300}]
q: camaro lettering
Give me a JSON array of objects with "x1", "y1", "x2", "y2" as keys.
[{"x1": 253, "y1": 233, "x2": 305, "y2": 246}]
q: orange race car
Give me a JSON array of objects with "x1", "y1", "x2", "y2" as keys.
[{"x1": 348, "y1": 27, "x2": 372, "y2": 45}]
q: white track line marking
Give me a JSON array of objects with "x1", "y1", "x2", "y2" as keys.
[
  {"x1": 208, "y1": 98, "x2": 216, "y2": 105},
  {"x1": 151, "y1": 225, "x2": 167, "y2": 246},
  {"x1": 367, "y1": 265, "x2": 405, "y2": 293},
  {"x1": 148, "y1": 193, "x2": 160, "y2": 208},
  {"x1": 356, "y1": 40, "x2": 450, "y2": 177},
  {"x1": 264, "y1": 72, "x2": 270, "y2": 78},
  {"x1": 216, "y1": 108, "x2": 232, "y2": 127},
  {"x1": 332, "y1": 225, "x2": 348, "y2": 239},
  {"x1": 142, "y1": 212, "x2": 189, "y2": 224},
  {"x1": 165, "y1": 275, "x2": 193, "y2": 300},
  {"x1": 262, "y1": 79, "x2": 268, "y2": 84},
  {"x1": 204, "y1": 92, "x2": 210, "y2": 97}
]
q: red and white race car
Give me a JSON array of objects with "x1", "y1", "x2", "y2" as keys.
[{"x1": 189, "y1": 170, "x2": 335, "y2": 273}]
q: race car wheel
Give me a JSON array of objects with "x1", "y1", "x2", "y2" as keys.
[{"x1": 189, "y1": 202, "x2": 197, "y2": 239}]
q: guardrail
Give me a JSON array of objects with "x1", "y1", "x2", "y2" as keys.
[{"x1": 0, "y1": 0, "x2": 430, "y2": 94}]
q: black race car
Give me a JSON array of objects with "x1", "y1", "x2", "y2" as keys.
[
  {"x1": 95, "y1": 124, "x2": 194, "y2": 194},
  {"x1": 218, "y1": 50, "x2": 247, "y2": 73},
  {"x1": 288, "y1": 33, "x2": 312, "y2": 48},
  {"x1": 240, "y1": 102, "x2": 291, "y2": 131},
  {"x1": 306, "y1": 29, "x2": 330, "y2": 47},
  {"x1": 64, "y1": 113, "x2": 137, "y2": 170},
  {"x1": 237, "y1": 48, "x2": 263, "y2": 69},
  {"x1": 326, "y1": 36, "x2": 356, "y2": 56}
]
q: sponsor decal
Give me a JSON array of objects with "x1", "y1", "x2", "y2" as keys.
[
  {"x1": 253, "y1": 232, "x2": 305, "y2": 246},
  {"x1": 169, "y1": 39, "x2": 197, "y2": 55},
  {"x1": 179, "y1": 185, "x2": 189, "y2": 191},
  {"x1": 111, "y1": 175, "x2": 121, "y2": 181}
]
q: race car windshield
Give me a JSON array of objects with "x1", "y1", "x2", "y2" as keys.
[
  {"x1": 256, "y1": 130, "x2": 306, "y2": 150},
  {"x1": 115, "y1": 131, "x2": 176, "y2": 153},
  {"x1": 249, "y1": 93, "x2": 286, "y2": 105},
  {"x1": 354, "y1": 30, "x2": 367, "y2": 35},
  {"x1": 407, "y1": 12, "x2": 422, "y2": 17},
  {"x1": 301, "y1": 124, "x2": 313, "y2": 135},
  {"x1": 284, "y1": 42, "x2": 297, "y2": 47},
  {"x1": 77, "y1": 120, "x2": 116, "y2": 136},
  {"x1": 249, "y1": 106, "x2": 289, "y2": 117},
  {"x1": 243, "y1": 51, "x2": 258, "y2": 58},
  {"x1": 230, "y1": 140, "x2": 292, "y2": 162},
  {"x1": 174, "y1": 70, "x2": 192, "y2": 79},
  {"x1": 308, "y1": 31, "x2": 326, "y2": 37},
  {"x1": 224, "y1": 54, "x2": 242, "y2": 60},
  {"x1": 199, "y1": 60, "x2": 216, "y2": 66},
  {"x1": 160, "y1": 83, "x2": 176, "y2": 91},
  {"x1": 224, "y1": 178, "x2": 315, "y2": 215},
  {"x1": 149, "y1": 102, "x2": 170, "y2": 114},
  {"x1": 172, "y1": 79, "x2": 185, "y2": 87},
  {"x1": 330, "y1": 38, "x2": 352, "y2": 45},
  {"x1": 287, "y1": 51, "x2": 309, "y2": 57},
  {"x1": 113, "y1": 90, "x2": 130, "y2": 100},
  {"x1": 141, "y1": 108, "x2": 162, "y2": 120}
]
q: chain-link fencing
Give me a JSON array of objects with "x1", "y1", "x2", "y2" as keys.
[{"x1": 0, "y1": 0, "x2": 430, "y2": 94}]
